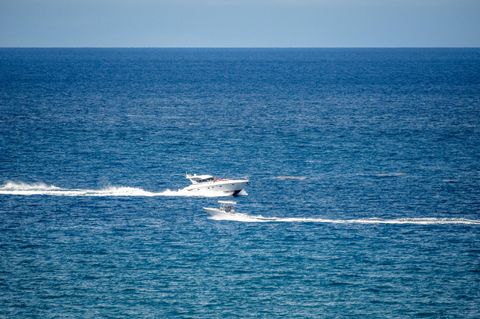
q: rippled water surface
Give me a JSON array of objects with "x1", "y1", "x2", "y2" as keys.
[{"x1": 1, "y1": 48, "x2": 479, "y2": 318}]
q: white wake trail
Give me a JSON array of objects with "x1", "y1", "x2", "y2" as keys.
[
  {"x1": 0, "y1": 181, "x2": 236, "y2": 197},
  {"x1": 209, "y1": 212, "x2": 480, "y2": 225}
]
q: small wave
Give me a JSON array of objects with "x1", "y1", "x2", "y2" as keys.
[
  {"x1": 373, "y1": 172, "x2": 406, "y2": 177},
  {"x1": 0, "y1": 181, "x2": 236, "y2": 198},
  {"x1": 442, "y1": 179, "x2": 458, "y2": 183},
  {"x1": 275, "y1": 176, "x2": 306, "y2": 181},
  {"x1": 209, "y1": 212, "x2": 480, "y2": 225}
]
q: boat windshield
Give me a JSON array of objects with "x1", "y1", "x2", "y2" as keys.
[
  {"x1": 221, "y1": 204, "x2": 234, "y2": 213},
  {"x1": 219, "y1": 201, "x2": 236, "y2": 213},
  {"x1": 187, "y1": 174, "x2": 215, "y2": 183}
]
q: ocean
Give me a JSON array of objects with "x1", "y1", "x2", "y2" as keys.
[{"x1": 0, "y1": 48, "x2": 479, "y2": 317}]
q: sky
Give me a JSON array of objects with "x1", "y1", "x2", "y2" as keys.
[{"x1": 0, "y1": 0, "x2": 479, "y2": 47}]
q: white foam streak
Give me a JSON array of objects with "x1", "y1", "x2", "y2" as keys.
[
  {"x1": 0, "y1": 181, "x2": 235, "y2": 198},
  {"x1": 209, "y1": 212, "x2": 480, "y2": 225}
]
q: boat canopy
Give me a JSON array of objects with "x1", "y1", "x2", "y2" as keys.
[
  {"x1": 186, "y1": 174, "x2": 215, "y2": 184},
  {"x1": 218, "y1": 200, "x2": 237, "y2": 205}
]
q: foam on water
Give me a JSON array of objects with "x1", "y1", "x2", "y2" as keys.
[
  {"x1": 0, "y1": 181, "x2": 236, "y2": 197},
  {"x1": 209, "y1": 212, "x2": 480, "y2": 225}
]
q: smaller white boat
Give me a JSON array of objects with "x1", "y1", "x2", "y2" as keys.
[
  {"x1": 204, "y1": 201, "x2": 278, "y2": 222},
  {"x1": 184, "y1": 174, "x2": 248, "y2": 196},
  {"x1": 204, "y1": 200, "x2": 240, "y2": 217}
]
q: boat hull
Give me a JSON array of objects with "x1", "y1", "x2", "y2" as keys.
[
  {"x1": 204, "y1": 207, "x2": 248, "y2": 217},
  {"x1": 185, "y1": 179, "x2": 248, "y2": 195},
  {"x1": 203, "y1": 207, "x2": 226, "y2": 217}
]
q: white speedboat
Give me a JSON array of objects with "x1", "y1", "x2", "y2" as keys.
[
  {"x1": 184, "y1": 174, "x2": 248, "y2": 196},
  {"x1": 204, "y1": 200, "x2": 240, "y2": 217},
  {"x1": 204, "y1": 201, "x2": 278, "y2": 222}
]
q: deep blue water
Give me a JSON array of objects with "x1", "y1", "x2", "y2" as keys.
[{"x1": 0, "y1": 48, "x2": 479, "y2": 318}]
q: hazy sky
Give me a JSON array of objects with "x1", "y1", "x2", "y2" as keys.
[{"x1": 1, "y1": 0, "x2": 479, "y2": 47}]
